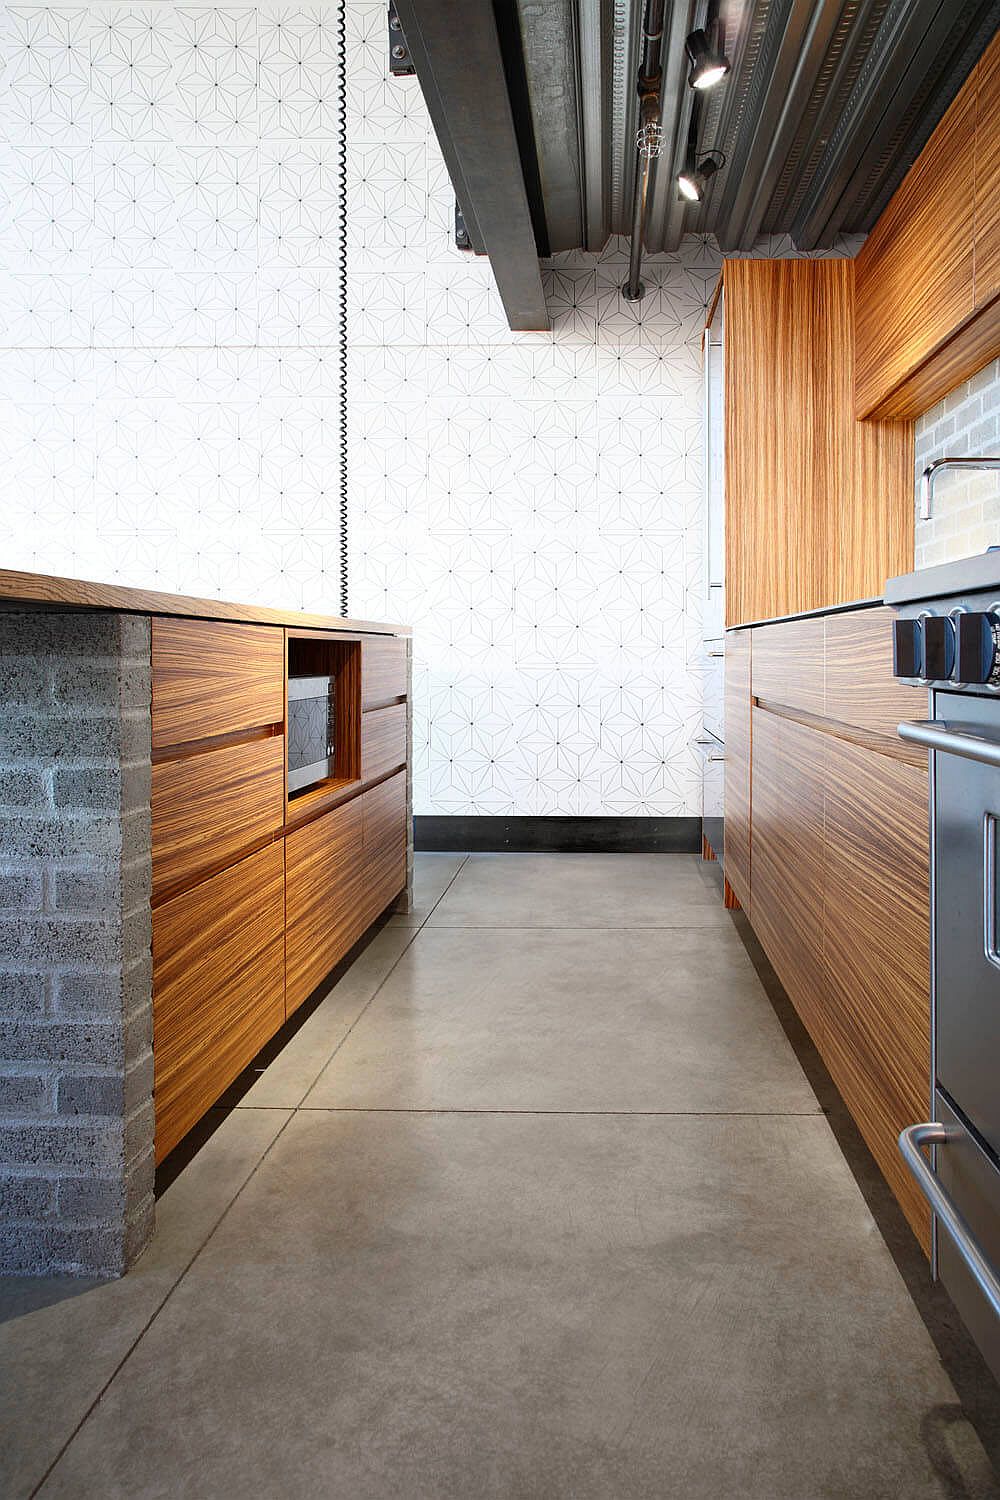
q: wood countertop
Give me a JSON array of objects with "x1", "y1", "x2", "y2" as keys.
[{"x1": 0, "y1": 568, "x2": 409, "y2": 637}]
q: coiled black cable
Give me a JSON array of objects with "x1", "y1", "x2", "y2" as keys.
[{"x1": 337, "y1": 0, "x2": 349, "y2": 616}]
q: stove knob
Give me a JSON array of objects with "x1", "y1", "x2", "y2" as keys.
[
  {"x1": 892, "y1": 617, "x2": 924, "y2": 679},
  {"x1": 922, "y1": 615, "x2": 956, "y2": 681},
  {"x1": 956, "y1": 611, "x2": 1000, "y2": 686}
]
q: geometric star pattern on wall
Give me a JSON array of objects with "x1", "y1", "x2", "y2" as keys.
[{"x1": 0, "y1": 0, "x2": 864, "y2": 818}]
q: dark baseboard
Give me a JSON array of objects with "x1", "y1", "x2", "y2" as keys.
[{"x1": 413, "y1": 815, "x2": 701, "y2": 854}]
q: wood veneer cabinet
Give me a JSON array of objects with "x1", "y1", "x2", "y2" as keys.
[
  {"x1": 854, "y1": 27, "x2": 1000, "y2": 420},
  {"x1": 722, "y1": 629, "x2": 751, "y2": 913},
  {"x1": 150, "y1": 616, "x2": 411, "y2": 1161},
  {"x1": 723, "y1": 258, "x2": 912, "y2": 628},
  {"x1": 726, "y1": 605, "x2": 931, "y2": 1252}
]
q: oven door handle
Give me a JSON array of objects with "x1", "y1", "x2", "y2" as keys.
[
  {"x1": 898, "y1": 719, "x2": 1000, "y2": 768},
  {"x1": 899, "y1": 1123, "x2": 1000, "y2": 1320}
]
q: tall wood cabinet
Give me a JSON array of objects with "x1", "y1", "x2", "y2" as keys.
[{"x1": 722, "y1": 258, "x2": 913, "y2": 629}]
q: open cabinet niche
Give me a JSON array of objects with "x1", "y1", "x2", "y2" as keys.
[{"x1": 285, "y1": 632, "x2": 361, "y2": 802}]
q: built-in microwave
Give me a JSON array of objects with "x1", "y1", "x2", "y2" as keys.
[{"x1": 287, "y1": 674, "x2": 336, "y2": 794}]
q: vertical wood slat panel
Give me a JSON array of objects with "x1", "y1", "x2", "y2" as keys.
[
  {"x1": 723, "y1": 629, "x2": 752, "y2": 913},
  {"x1": 724, "y1": 259, "x2": 912, "y2": 628}
]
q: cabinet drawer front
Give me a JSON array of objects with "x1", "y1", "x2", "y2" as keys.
[
  {"x1": 152, "y1": 735, "x2": 284, "y2": 902},
  {"x1": 361, "y1": 703, "x2": 407, "y2": 783},
  {"x1": 153, "y1": 842, "x2": 285, "y2": 1162},
  {"x1": 286, "y1": 797, "x2": 365, "y2": 1014},
  {"x1": 362, "y1": 636, "x2": 408, "y2": 708},
  {"x1": 824, "y1": 607, "x2": 921, "y2": 739},
  {"x1": 362, "y1": 768, "x2": 407, "y2": 852},
  {"x1": 751, "y1": 616, "x2": 825, "y2": 715},
  {"x1": 152, "y1": 618, "x2": 284, "y2": 748}
]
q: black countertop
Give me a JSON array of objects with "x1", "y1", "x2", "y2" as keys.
[
  {"x1": 885, "y1": 552, "x2": 1000, "y2": 606},
  {"x1": 727, "y1": 595, "x2": 883, "y2": 631}
]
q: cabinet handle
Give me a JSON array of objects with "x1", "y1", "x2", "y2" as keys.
[
  {"x1": 984, "y1": 814, "x2": 1000, "y2": 971},
  {"x1": 898, "y1": 719, "x2": 1000, "y2": 768},
  {"x1": 706, "y1": 649, "x2": 725, "y2": 658},
  {"x1": 899, "y1": 1123, "x2": 1000, "y2": 1321}
]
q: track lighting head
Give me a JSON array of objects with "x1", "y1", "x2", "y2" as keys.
[
  {"x1": 677, "y1": 152, "x2": 724, "y2": 202},
  {"x1": 685, "y1": 28, "x2": 730, "y2": 90}
]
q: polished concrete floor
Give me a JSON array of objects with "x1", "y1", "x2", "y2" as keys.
[{"x1": 3, "y1": 852, "x2": 999, "y2": 1499}]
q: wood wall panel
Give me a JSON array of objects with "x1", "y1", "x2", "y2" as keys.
[
  {"x1": 724, "y1": 259, "x2": 912, "y2": 627},
  {"x1": 822, "y1": 736, "x2": 932, "y2": 1254},
  {"x1": 723, "y1": 630, "x2": 751, "y2": 913},
  {"x1": 152, "y1": 619, "x2": 284, "y2": 747},
  {"x1": 152, "y1": 842, "x2": 285, "y2": 1162},
  {"x1": 152, "y1": 735, "x2": 284, "y2": 902},
  {"x1": 974, "y1": 30, "x2": 1000, "y2": 309},
  {"x1": 362, "y1": 636, "x2": 408, "y2": 708},
  {"x1": 361, "y1": 703, "x2": 408, "y2": 784},
  {"x1": 854, "y1": 84, "x2": 976, "y2": 419},
  {"x1": 751, "y1": 616, "x2": 825, "y2": 715},
  {"x1": 285, "y1": 797, "x2": 366, "y2": 1016},
  {"x1": 749, "y1": 708, "x2": 829, "y2": 1047}
]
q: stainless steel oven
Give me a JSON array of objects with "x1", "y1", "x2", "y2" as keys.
[{"x1": 889, "y1": 553, "x2": 1000, "y2": 1383}]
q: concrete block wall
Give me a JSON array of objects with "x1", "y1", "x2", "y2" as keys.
[
  {"x1": 0, "y1": 611, "x2": 154, "y2": 1277},
  {"x1": 914, "y1": 358, "x2": 1000, "y2": 568}
]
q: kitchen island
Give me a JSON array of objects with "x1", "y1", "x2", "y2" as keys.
[{"x1": 0, "y1": 569, "x2": 411, "y2": 1278}]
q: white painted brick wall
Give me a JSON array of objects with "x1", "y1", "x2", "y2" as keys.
[{"x1": 914, "y1": 359, "x2": 1000, "y2": 568}]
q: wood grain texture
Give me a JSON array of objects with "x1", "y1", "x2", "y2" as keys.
[
  {"x1": 361, "y1": 769, "x2": 408, "y2": 925},
  {"x1": 751, "y1": 616, "x2": 825, "y2": 715},
  {"x1": 361, "y1": 703, "x2": 408, "y2": 785},
  {"x1": 750, "y1": 707, "x2": 829, "y2": 1048},
  {"x1": 362, "y1": 635, "x2": 408, "y2": 708},
  {"x1": 822, "y1": 736, "x2": 931, "y2": 1254},
  {"x1": 285, "y1": 796, "x2": 366, "y2": 1016},
  {"x1": 152, "y1": 842, "x2": 285, "y2": 1162},
  {"x1": 0, "y1": 566, "x2": 409, "y2": 636},
  {"x1": 152, "y1": 618, "x2": 284, "y2": 748},
  {"x1": 151, "y1": 735, "x2": 284, "y2": 904},
  {"x1": 724, "y1": 259, "x2": 911, "y2": 626},
  {"x1": 854, "y1": 79, "x2": 977, "y2": 418},
  {"x1": 824, "y1": 606, "x2": 926, "y2": 739},
  {"x1": 723, "y1": 630, "x2": 751, "y2": 914},
  {"x1": 975, "y1": 29, "x2": 1000, "y2": 309}
]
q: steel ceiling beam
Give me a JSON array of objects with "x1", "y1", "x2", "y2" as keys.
[
  {"x1": 576, "y1": 0, "x2": 613, "y2": 249},
  {"x1": 515, "y1": 0, "x2": 585, "y2": 252},
  {"x1": 790, "y1": 0, "x2": 994, "y2": 248},
  {"x1": 392, "y1": 0, "x2": 550, "y2": 330}
]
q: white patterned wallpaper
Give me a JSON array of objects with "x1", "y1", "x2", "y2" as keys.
[{"x1": 0, "y1": 1, "x2": 857, "y2": 818}]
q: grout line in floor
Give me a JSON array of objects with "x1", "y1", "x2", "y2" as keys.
[
  {"x1": 28, "y1": 1105, "x2": 299, "y2": 1499},
  {"x1": 30, "y1": 857, "x2": 474, "y2": 1496},
  {"x1": 293, "y1": 1106, "x2": 824, "y2": 1117},
  {"x1": 290, "y1": 855, "x2": 471, "y2": 1110}
]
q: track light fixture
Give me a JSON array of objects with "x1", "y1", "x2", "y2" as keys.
[
  {"x1": 677, "y1": 152, "x2": 725, "y2": 202},
  {"x1": 685, "y1": 28, "x2": 730, "y2": 90}
]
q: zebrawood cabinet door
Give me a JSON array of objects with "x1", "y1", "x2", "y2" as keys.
[
  {"x1": 361, "y1": 703, "x2": 408, "y2": 784},
  {"x1": 361, "y1": 769, "x2": 407, "y2": 926},
  {"x1": 362, "y1": 636, "x2": 408, "y2": 709},
  {"x1": 151, "y1": 735, "x2": 284, "y2": 902},
  {"x1": 749, "y1": 707, "x2": 828, "y2": 1048},
  {"x1": 854, "y1": 82, "x2": 976, "y2": 419},
  {"x1": 152, "y1": 619, "x2": 284, "y2": 748},
  {"x1": 974, "y1": 30, "x2": 1000, "y2": 310},
  {"x1": 285, "y1": 798, "x2": 366, "y2": 1016},
  {"x1": 723, "y1": 630, "x2": 752, "y2": 912},
  {"x1": 153, "y1": 842, "x2": 285, "y2": 1162},
  {"x1": 822, "y1": 736, "x2": 931, "y2": 1254}
]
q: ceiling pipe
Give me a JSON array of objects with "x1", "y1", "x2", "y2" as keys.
[{"x1": 622, "y1": 0, "x2": 665, "y2": 302}]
